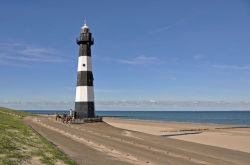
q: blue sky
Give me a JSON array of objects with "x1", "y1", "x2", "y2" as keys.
[{"x1": 0, "y1": 0, "x2": 250, "y2": 110}]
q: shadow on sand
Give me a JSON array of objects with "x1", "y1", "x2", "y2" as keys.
[{"x1": 162, "y1": 132, "x2": 202, "y2": 137}]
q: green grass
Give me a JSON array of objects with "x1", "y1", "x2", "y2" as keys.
[
  {"x1": 0, "y1": 107, "x2": 32, "y2": 117},
  {"x1": 0, "y1": 107, "x2": 76, "y2": 165}
]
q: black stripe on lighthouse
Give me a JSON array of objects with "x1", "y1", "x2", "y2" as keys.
[
  {"x1": 79, "y1": 44, "x2": 91, "y2": 56},
  {"x1": 77, "y1": 71, "x2": 93, "y2": 86},
  {"x1": 75, "y1": 102, "x2": 95, "y2": 118},
  {"x1": 74, "y1": 21, "x2": 95, "y2": 119}
]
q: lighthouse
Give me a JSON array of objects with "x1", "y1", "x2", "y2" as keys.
[{"x1": 75, "y1": 20, "x2": 95, "y2": 118}]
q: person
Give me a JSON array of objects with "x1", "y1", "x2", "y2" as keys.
[
  {"x1": 69, "y1": 109, "x2": 73, "y2": 117},
  {"x1": 66, "y1": 114, "x2": 69, "y2": 123},
  {"x1": 55, "y1": 112, "x2": 58, "y2": 121},
  {"x1": 62, "y1": 113, "x2": 65, "y2": 123}
]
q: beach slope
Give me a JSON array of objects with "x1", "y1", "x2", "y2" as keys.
[
  {"x1": 104, "y1": 117, "x2": 250, "y2": 153},
  {"x1": 24, "y1": 115, "x2": 250, "y2": 165}
]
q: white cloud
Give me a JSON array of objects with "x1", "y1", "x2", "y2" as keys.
[
  {"x1": 212, "y1": 64, "x2": 250, "y2": 70},
  {"x1": 1, "y1": 99, "x2": 250, "y2": 110},
  {"x1": 149, "y1": 99, "x2": 156, "y2": 103},
  {"x1": 118, "y1": 56, "x2": 159, "y2": 65},
  {"x1": 0, "y1": 42, "x2": 67, "y2": 66},
  {"x1": 0, "y1": 58, "x2": 31, "y2": 68},
  {"x1": 193, "y1": 54, "x2": 205, "y2": 60},
  {"x1": 19, "y1": 46, "x2": 56, "y2": 57},
  {"x1": 0, "y1": 100, "x2": 74, "y2": 110},
  {"x1": 151, "y1": 25, "x2": 173, "y2": 33},
  {"x1": 150, "y1": 18, "x2": 188, "y2": 34},
  {"x1": 95, "y1": 99, "x2": 250, "y2": 110},
  {"x1": 95, "y1": 89, "x2": 123, "y2": 93}
]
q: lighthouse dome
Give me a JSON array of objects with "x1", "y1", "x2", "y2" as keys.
[{"x1": 81, "y1": 20, "x2": 90, "y2": 33}]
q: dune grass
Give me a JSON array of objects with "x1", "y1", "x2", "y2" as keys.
[
  {"x1": 0, "y1": 107, "x2": 76, "y2": 165},
  {"x1": 0, "y1": 107, "x2": 32, "y2": 117}
]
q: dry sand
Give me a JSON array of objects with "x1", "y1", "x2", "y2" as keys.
[
  {"x1": 24, "y1": 115, "x2": 250, "y2": 165},
  {"x1": 104, "y1": 117, "x2": 250, "y2": 153}
]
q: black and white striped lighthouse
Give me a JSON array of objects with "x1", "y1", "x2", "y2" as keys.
[{"x1": 75, "y1": 20, "x2": 95, "y2": 118}]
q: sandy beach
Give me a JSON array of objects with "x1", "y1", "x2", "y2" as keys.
[
  {"x1": 104, "y1": 117, "x2": 250, "y2": 153},
  {"x1": 24, "y1": 115, "x2": 250, "y2": 165}
]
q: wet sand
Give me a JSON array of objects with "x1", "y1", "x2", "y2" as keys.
[{"x1": 24, "y1": 115, "x2": 250, "y2": 165}]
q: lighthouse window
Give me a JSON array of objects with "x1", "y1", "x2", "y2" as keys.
[{"x1": 83, "y1": 64, "x2": 85, "y2": 67}]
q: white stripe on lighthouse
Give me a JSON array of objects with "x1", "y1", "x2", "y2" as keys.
[
  {"x1": 75, "y1": 86, "x2": 94, "y2": 102},
  {"x1": 77, "y1": 56, "x2": 92, "y2": 71}
]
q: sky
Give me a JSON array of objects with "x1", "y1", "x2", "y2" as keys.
[{"x1": 0, "y1": 0, "x2": 250, "y2": 111}]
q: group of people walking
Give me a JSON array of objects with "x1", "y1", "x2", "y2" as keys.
[{"x1": 55, "y1": 109, "x2": 73, "y2": 124}]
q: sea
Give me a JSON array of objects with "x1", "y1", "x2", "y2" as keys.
[{"x1": 22, "y1": 110, "x2": 250, "y2": 126}]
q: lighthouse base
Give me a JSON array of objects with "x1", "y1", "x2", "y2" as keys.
[{"x1": 75, "y1": 102, "x2": 95, "y2": 118}]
